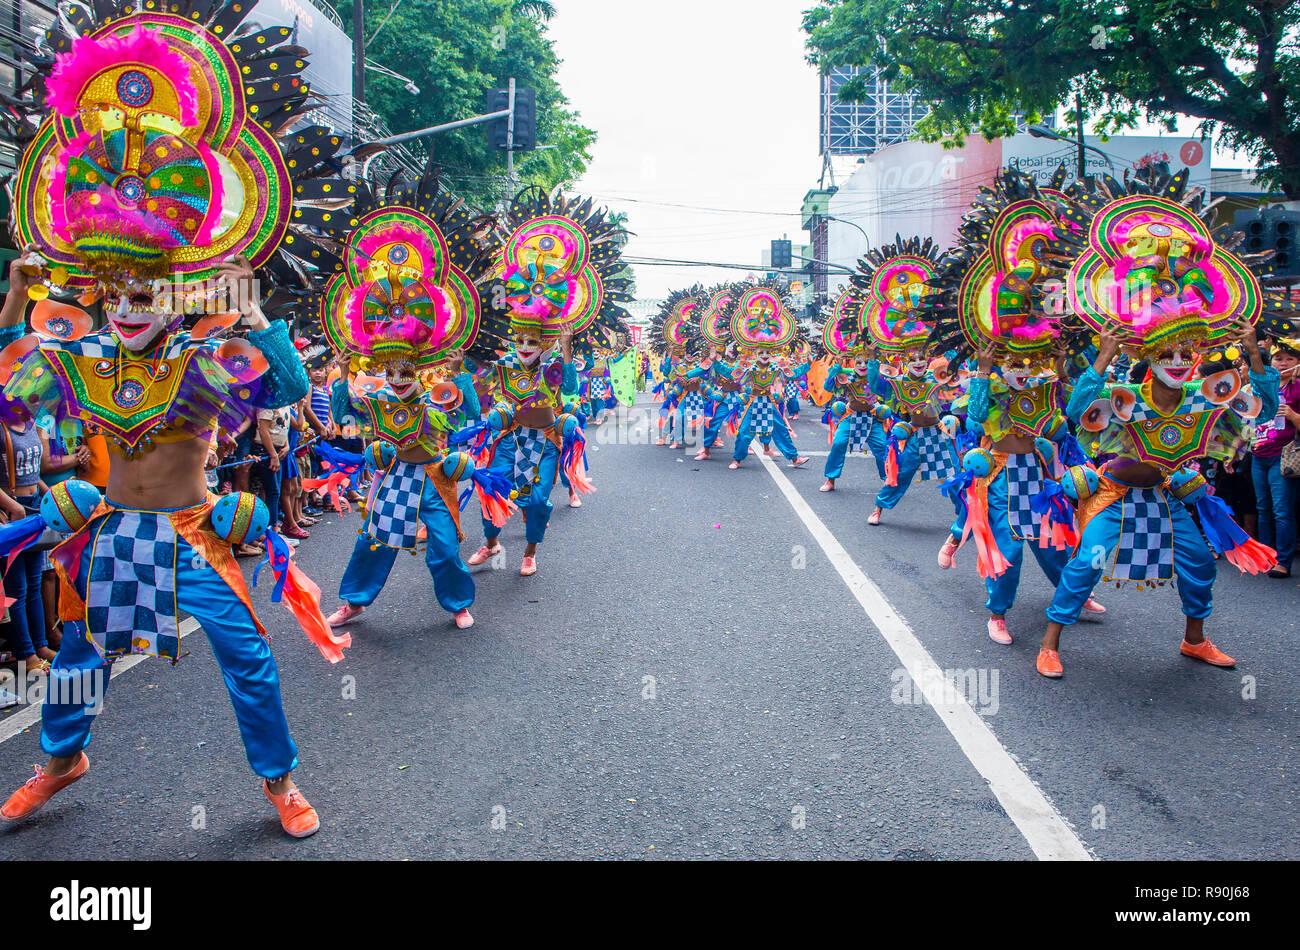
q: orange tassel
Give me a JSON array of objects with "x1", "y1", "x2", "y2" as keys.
[
  {"x1": 1224, "y1": 537, "x2": 1278, "y2": 575},
  {"x1": 884, "y1": 443, "x2": 900, "y2": 487},
  {"x1": 476, "y1": 484, "x2": 516, "y2": 528},
  {"x1": 962, "y1": 487, "x2": 1012, "y2": 579},
  {"x1": 281, "y1": 559, "x2": 351, "y2": 664}
]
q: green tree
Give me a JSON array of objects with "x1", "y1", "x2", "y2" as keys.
[
  {"x1": 803, "y1": 0, "x2": 1300, "y2": 198},
  {"x1": 341, "y1": 0, "x2": 595, "y2": 206}
]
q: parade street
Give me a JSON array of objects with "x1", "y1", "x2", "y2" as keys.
[{"x1": 2, "y1": 395, "x2": 1296, "y2": 861}]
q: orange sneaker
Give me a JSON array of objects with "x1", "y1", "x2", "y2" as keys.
[
  {"x1": 1180, "y1": 638, "x2": 1235, "y2": 668},
  {"x1": 467, "y1": 544, "x2": 502, "y2": 566},
  {"x1": 520, "y1": 556, "x2": 537, "y2": 576},
  {"x1": 1036, "y1": 648, "x2": 1064, "y2": 678},
  {"x1": 263, "y1": 781, "x2": 320, "y2": 838},
  {"x1": 1, "y1": 753, "x2": 89, "y2": 821}
]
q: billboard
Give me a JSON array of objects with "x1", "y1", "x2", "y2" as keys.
[{"x1": 1000, "y1": 134, "x2": 1212, "y2": 192}]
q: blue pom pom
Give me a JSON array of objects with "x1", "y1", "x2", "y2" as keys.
[
  {"x1": 1060, "y1": 465, "x2": 1100, "y2": 502},
  {"x1": 210, "y1": 492, "x2": 271, "y2": 545},
  {"x1": 39, "y1": 479, "x2": 101, "y2": 533},
  {"x1": 1034, "y1": 437, "x2": 1056, "y2": 464},
  {"x1": 832, "y1": 400, "x2": 847, "y2": 416},
  {"x1": 442, "y1": 451, "x2": 476, "y2": 482},
  {"x1": 962, "y1": 447, "x2": 994, "y2": 478}
]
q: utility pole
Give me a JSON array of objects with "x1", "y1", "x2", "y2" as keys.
[
  {"x1": 505, "y1": 77, "x2": 518, "y2": 200},
  {"x1": 1075, "y1": 93, "x2": 1085, "y2": 180},
  {"x1": 353, "y1": 1, "x2": 366, "y2": 105}
]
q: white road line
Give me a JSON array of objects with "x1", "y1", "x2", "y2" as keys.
[
  {"x1": 756, "y1": 450, "x2": 1092, "y2": 861},
  {"x1": 0, "y1": 617, "x2": 201, "y2": 747}
]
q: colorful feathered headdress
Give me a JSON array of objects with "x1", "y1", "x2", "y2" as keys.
[
  {"x1": 320, "y1": 175, "x2": 501, "y2": 372},
  {"x1": 927, "y1": 167, "x2": 1086, "y2": 367},
  {"x1": 497, "y1": 187, "x2": 633, "y2": 344},
  {"x1": 822, "y1": 287, "x2": 868, "y2": 357},
  {"x1": 855, "y1": 236, "x2": 943, "y2": 358},
  {"x1": 698, "y1": 284, "x2": 739, "y2": 349},
  {"x1": 727, "y1": 280, "x2": 797, "y2": 352},
  {"x1": 8, "y1": 4, "x2": 357, "y2": 303},
  {"x1": 651, "y1": 286, "x2": 706, "y2": 357},
  {"x1": 1058, "y1": 164, "x2": 1300, "y2": 357}
]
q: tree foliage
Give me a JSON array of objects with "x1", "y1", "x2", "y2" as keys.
[
  {"x1": 339, "y1": 0, "x2": 595, "y2": 206},
  {"x1": 803, "y1": 0, "x2": 1300, "y2": 198}
]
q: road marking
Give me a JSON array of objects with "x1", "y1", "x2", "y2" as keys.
[
  {"x1": 0, "y1": 617, "x2": 201, "y2": 747},
  {"x1": 756, "y1": 450, "x2": 1092, "y2": 861}
]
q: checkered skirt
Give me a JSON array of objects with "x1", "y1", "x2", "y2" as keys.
[
  {"x1": 1001, "y1": 452, "x2": 1045, "y2": 542},
  {"x1": 1110, "y1": 487, "x2": 1175, "y2": 581},
  {"x1": 86, "y1": 510, "x2": 179, "y2": 660},
  {"x1": 683, "y1": 390, "x2": 706, "y2": 419},
  {"x1": 365, "y1": 459, "x2": 427, "y2": 549},
  {"x1": 846, "y1": 412, "x2": 877, "y2": 454},
  {"x1": 785, "y1": 380, "x2": 801, "y2": 399},
  {"x1": 512, "y1": 427, "x2": 549, "y2": 499},
  {"x1": 912, "y1": 425, "x2": 956, "y2": 481},
  {"x1": 746, "y1": 398, "x2": 779, "y2": 438}
]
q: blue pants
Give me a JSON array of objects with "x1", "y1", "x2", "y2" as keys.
[
  {"x1": 340, "y1": 475, "x2": 474, "y2": 614},
  {"x1": 824, "y1": 413, "x2": 887, "y2": 480},
  {"x1": 42, "y1": 522, "x2": 298, "y2": 779},
  {"x1": 982, "y1": 461, "x2": 1068, "y2": 615},
  {"x1": 733, "y1": 408, "x2": 799, "y2": 462},
  {"x1": 701, "y1": 393, "x2": 741, "y2": 448},
  {"x1": 1, "y1": 544, "x2": 47, "y2": 657},
  {"x1": 786, "y1": 396, "x2": 800, "y2": 415},
  {"x1": 875, "y1": 428, "x2": 956, "y2": 510},
  {"x1": 483, "y1": 429, "x2": 561, "y2": 545},
  {"x1": 1252, "y1": 453, "x2": 1299, "y2": 570},
  {"x1": 1046, "y1": 491, "x2": 1215, "y2": 626}
]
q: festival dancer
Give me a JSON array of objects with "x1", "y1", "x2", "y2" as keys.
[
  {"x1": 466, "y1": 187, "x2": 631, "y2": 575},
  {"x1": 717, "y1": 283, "x2": 811, "y2": 470},
  {"x1": 1037, "y1": 165, "x2": 1297, "y2": 678},
  {"x1": 0, "y1": 3, "x2": 358, "y2": 835},
  {"x1": 856, "y1": 239, "x2": 960, "y2": 525},
  {"x1": 691, "y1": 286, "x2": 743, "y2": 461},
  {"x1": 319, "y1": 182, "x2": 507, "y2": 631},
  {"x1": 820, "y1": 288, "x2": 890, "y2": 491},
  {"x1": 652, "y1": 288, "x2": 706, "y2": 449},
  {"x1": 923, "y1": 167, "x2": 1105, "y2": 643}
]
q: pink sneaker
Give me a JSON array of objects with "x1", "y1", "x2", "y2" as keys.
[
  {"x1": 568, "y1": 493, "x2": 582, "y2": 509},
  {"x1": 669, "y1": 442, "x2": 684, "y2": 449},
  {"x1": 1082, "y1": 598, "x2": 1106, "y2": 614},
  {"x1": 326, "y1": 603, "x2": 364, "y2": 627},
  {"x1": 988, "y1": 617, "x2": 1012, "y2": 644},
  {"x1": 520, "y1": 556, "x2": 537, "y2": 576},
  {"x1": 454, "y1": 608, "x2": 474, "y2": 629},
  {"x1": 694, "y1": 449, "x2": 711, "y2": 461},
  {"x1": 937, "y1": 536, "x2": 959, "y2": 569},
  {"x1": 764, "y1": 446, "x2": 779, "y2": 458},
  {"x1": 728, "y1": 461, "x2": 741, "y2": 470},
  {"x1": 467, "y1": 544, "x2": 502, "y2": 566},
  {"x1": 712, "y1": 439, "x2": 724, "y2": 448},
  {"x1": 819, "y1": 479, "x2": 835, "y2": 492},
  {"x1": 868, "y1": 508, "x2": 882, "y2": 525},
  {"x1": 790, "y1": 456, "x2": 809, "y2": 467}
]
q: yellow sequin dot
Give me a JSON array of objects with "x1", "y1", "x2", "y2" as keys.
[
  {"x1": 155, "y1": 146, "x2": 168, "y2": 158},
  {"x1": 166, "y1": 207, "x2": 178, "y2": 219},
  {"x1": 50, "y1": 266, "x2": 68, "y2": 285},
  {"x1": 88, "y1": 193, "x2": 101, "y2": 205},
  {"x1": 170, "y1": 172, "x2": 183, "y2": 185},
  {"x1": 184, "y1": 219, "x2": 196, "y2": 230},
  {"x1": 146, "y1": 199, "x2": 158, "y2": 211},
  {"x1": 27, "y1": 285, "x2": 49, "y2": 301}
]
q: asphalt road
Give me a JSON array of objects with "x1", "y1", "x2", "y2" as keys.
[{"x1": 2, "y1": 394, "x2": 1297, "y2": 860}]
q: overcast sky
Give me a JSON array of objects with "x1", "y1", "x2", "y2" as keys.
[{"x1": 548, "y1": 0, "x2": 824, "y2": 300}]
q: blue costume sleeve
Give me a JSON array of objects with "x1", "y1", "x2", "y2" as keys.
[
  {"x1": 712, "y1": 360, "x2": 735, "y2": 379},
  {"x1": 1065, "y1": 366, "x2": 1107, "y2": 423},
  {"x1": 330, "y1": 377, "x2": 356, "y2": 426},
  {"x1": 454, "y1": 371, "x2": 480, "y2": 418},
  {"x1": 866, "y1": 360, "x2": 889, "y2": 398},
  {"x1": 685, "y1": 365, "x2": 709, "y2": 380},
  {"x1": 248, "y1": 321, "x2": 308, "y2": 408},
  {"x1": 0, "y1": 325, "x2": 24, "y2": 350},
  {"x1": 1251, "y1": 366, "x2": 1282, "y2": 421},
  {"x1": 561, "y1": 361, "x2": 578, "y2": 395},
  {"x1": 966, "y1": 376, "x2": 991, "y2": 424}
]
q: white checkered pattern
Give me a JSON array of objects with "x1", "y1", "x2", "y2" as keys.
[
  {"x1": 590, "y1": 377, "x2": 611, "y2": 399},
  {"x1": 1111, "y1": 487, "x2": 1175, "y2": 581},
  {"x1": 365, "y1": 459, "x2": 427, "y2": 549},
  {"x1": 1002, "y1": 452, "x2": 1045, "y2": 541},
  {"x1": 846, "y1": 413, "x2": 876, "y2": 454},
  {"x1": 683, "y1": 390, "x2": 706, "y2": 420},
  {"x1": 785, "y1": 380, "x2": 801, "y2": 399},
  {"x1": 513, "y1": 427, "x2": 549, "y2": 498},
  {"x1": 87, "y1": 511, "x2": 179, "y2": 659},
  {"x1": 913, "y1": 425, "x2": 956, "y2": 481},
  {"x1": 746, "y1": 398, "x2": 778, "y2": 438}
]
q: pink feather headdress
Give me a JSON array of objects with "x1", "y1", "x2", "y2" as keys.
[{"x1": 45, "y1": 24, "x2": 199, "y2": 124}]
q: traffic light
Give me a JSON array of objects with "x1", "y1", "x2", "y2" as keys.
[
  {"x1": 771, "y1": 239, "x2": 792, "y2": 269},
  {"x1": 1234, "y1": 208, "x2": 1300, "y2": 280},
  {"x1": 486, "y1": 87, "x2": 537, "y2": 151}
]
